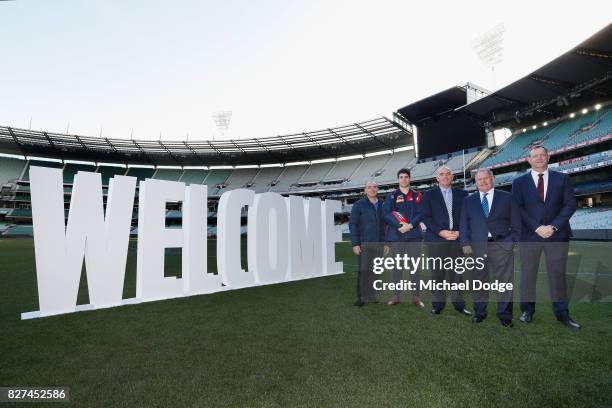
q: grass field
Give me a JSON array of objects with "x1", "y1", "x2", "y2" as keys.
[{"x1": 1, "y1": 238, "x2": 612, "y2": 407}]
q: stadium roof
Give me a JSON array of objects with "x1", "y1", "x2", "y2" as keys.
[
  {"x1": 396, "y1": 86, "x2": 469, "y2": 125},
  {"x1": 0, "y1": 117, "x2": 412, "y2": 166},
  {"x1": 458, "y1": 23, "x2": 612, "y2": 128}
]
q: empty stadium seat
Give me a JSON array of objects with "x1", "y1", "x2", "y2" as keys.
[
  {"x1": 97, "y1": 165, "x2": 128, "y2": 185},
  {"x1": 126, "y1": 167, "x2": 156, "y2": 181},
  {"x1": 180, "y1": 169, "x2": 209, "y2": 185},
  {"x1": 63, "y1": 163, "x2": 97, "y2": 184},
  {"x1": 0, "y1": 156, "x2": 27, "y2": 184},
  {"x1": 153, "y1": 168, "x2": 184, "y2": 182}
]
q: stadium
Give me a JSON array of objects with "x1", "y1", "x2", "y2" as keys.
[{"x1": 1, "y1": 14, "x2": 611, "y2": 408}]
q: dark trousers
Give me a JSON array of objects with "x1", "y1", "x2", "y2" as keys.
[
  {"x1": 357, "y1": 244, "x2": 382, "y2": 302},
  {"x1": 519, "y1": 241, "x2": 570, "y2": 321},
  {"x1": 472, "y1": 242, "x2": 514, "y2": 321},
  {"x1": 428, "y1": 241, "x2": 466, "y2": 311},
  {"x1": 388, "y1": 239, "x2": 422, "y2": 298}
]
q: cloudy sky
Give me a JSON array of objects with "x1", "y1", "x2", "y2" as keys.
[{"x1": 0, "y1": 0, "x2": 609, "y2": 141}]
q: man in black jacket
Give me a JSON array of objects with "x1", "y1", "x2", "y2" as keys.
[{"x1": 349, "y1": 180, "x2": 385, "y2": 307}]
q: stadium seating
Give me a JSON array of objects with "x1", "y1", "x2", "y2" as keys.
[
  {"x1": 63, "y1": 163, "x2": 97, "y2": 184},
  {"x1": 126, "y1": 167, "x2": 156, "y2": 181},
  {"x1": 298, "y1": 161, "x2": 335, "y2": 184},
  {"x1": 570, "y1": 207, "x2": 612, "y2": 230},
  {"x1": 153, "y1": 168, "x2": 184, "y2": 181},
  {"x1": 492, "y1": 171, "x2": 518, "y2": 186},
  {"x1": 481, "y1": 105, "x2": 612, "y2": 168},
  {"x1": 22, "y1": 160, "x2": 63, "y2": 181},
  {"x1": 374, "y1": 150, "x2": 416, "y2": 183},
  {"x1": 180, "y1": 169, "x2": 208, "y2": 185},
  {"x1": 553, "y1": 149, "x2": 612, "y2": 173},
  {"x1": 97, "y1": 165, "x2": 128, "y2": 185},
  {"x1": 347, "y1": 155, "x2": 392, "y2": 187},
  {"x1": 8, "y1": 208, "x2": 32, "y2": 218},
  {"x1": 251, "y1": 167, "x2": 284, "y2": 193},
  {"x1": 324, "y1": 159, "x2": 361, "y2": 183},
  {"x1": 223, "y1": 168, "x2": 258, "y2": 190},
  {"x1": 0, "y1": 156, "x2": 27, "y2": 184},
  {"x1": 269, "y1": 165, "x2": 309, "y2": 192},
  {"x1": 3, "y1": 224, "x2": 33, "y2": 236},
  {"x1": 206, "y1": 169, "x2": 232, "y2": 195}
]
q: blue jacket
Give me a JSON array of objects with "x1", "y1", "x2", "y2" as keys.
[
  {"x1": 421, "y1": 186, "x2": 468, "y2": 242},
  {"x1": 511, "y1": 170, "x2": 576, "y2": 242},
  {"x1": 383, "y1": 188, "x2": 423, "y2": 242},
  {"x1": 459, "y1": 189, "x2": 521, "y2": 255},
  {"x1": 349, "y1": 197, "x2": 384, "y2": 246}
]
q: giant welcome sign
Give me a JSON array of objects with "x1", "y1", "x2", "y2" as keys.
[{"x1": 22, "y1": 166, "x2": 343, "y2": 319}]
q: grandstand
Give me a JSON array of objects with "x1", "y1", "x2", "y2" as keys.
[
  {"x1": 480, "y1": 104, "x2": 612, "y2": 169},
  {"x1": 1, "y1": 25, "x2": 611, "y2": 239}
]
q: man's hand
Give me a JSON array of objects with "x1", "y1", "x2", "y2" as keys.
[
  {"x1": 535, "y1": 225, "x2": 554, "y2": 239},
  {"x1": 383, "y1": 245, "x2": 390, "y2": 256},
  {"x1": 398, "y1": 223, "x2": 411, "y2": 234},
  {"x1": 352, "y1": 245, "x2": 362, "y2": 256},
  {"x1": 462, "y1": 245, "x2": 473, "y2": 255},
  {"x1": 439, "y1": 230, "x2": 458, "y2": 240}
]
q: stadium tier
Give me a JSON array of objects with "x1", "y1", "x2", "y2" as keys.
[
  {"x1": 125, "y1": 167, "x2": 156, "y2": 181},
  {"x1": 0, "y1": 117, "x2": 409, "y2": 166},
  {"x1": 570, "y1": 207, "x2": 612, "y2": 230},
  {"x1": 482, "y1": 105, "x2": 612, "y2": 169},
  {"x1": 0, "y1": 156, "x2": 26, "y2": 184},
  {"x1": 152, "y1": 168, "x2": 183, "y2": 181},
  {"x1": 180, "y1": 169, "x2": 209, "y2": 185}
]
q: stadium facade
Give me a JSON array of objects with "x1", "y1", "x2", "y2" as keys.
[{"x1": 1, "y1": 24, "x2": 611, "y2": 239}]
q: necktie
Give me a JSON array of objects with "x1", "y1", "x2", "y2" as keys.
[
  {"x1": 482, "y1": 193, "x2": 489, "y2": 218},
  {"x1": 443, "y1": 189, "x2": 453, "y2": 230},
  {"x1": 537, "y1": 173, "x2": 545, "y2": 201}
]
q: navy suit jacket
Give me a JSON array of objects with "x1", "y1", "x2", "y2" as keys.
[
  {"x1": 349, "y1": 197, "x2": 384, "y2": 246},
  {"x1": 459, "y1": 189, "x2": 521, "y2": 255},
  {"x1": 421, "y1": 186, "x2": 468, "y2": 242},
  {"x1": 511, "y1": 170, "x2": 576, "y2": 242}
]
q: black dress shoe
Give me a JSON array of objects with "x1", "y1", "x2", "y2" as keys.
[
  {"x1": 431, "y1": 308, "x2": 442, "y2": 315},
  {"x1": 353, "y1": 299, "x2": 365, "y2": 307},
  {"x1": 519, "y1": 312, "x2": 532, "y2": 323},
  {"x1": 500, "y1": 320, "x2": 514, "y2": 328},
  {"x1": 457, "y1": 308, "x2": 473, "y2": 316},
  {"x1": 472, "y1": 315, "x2": 485, "y2": 323},
  {"x1": 562, "y1": 318, "x2": 581, "y2": 329}
]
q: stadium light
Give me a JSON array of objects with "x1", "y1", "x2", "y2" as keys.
[
  {"x1": 522, "y1": 128, "x2": 527, "y2": 133},
  {"x1": 543, "y1": 121, "x2": 548, "y2": 127},
  {"x1": 470, "y1": 23, "x2": 505, "y2": 72},
  {"x1": 581, "y1": 108, "x2": 588, "y2": 114},
  {"x1": 532, "y1": 125, "x2": 537, "y2": 130},
  {"x1": 570, "y1": 113, "x2": 576, "y2": 118},
  {"x1": 595, "y1": 103, "x2": 602, "y2": 110}
]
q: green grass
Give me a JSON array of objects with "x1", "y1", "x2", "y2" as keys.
[{"x1": 1, "y1": 238, "x2": 612, "y2": 407}]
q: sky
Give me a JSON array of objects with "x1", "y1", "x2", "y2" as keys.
[{"x1": 0, "y1": 0, "x2": 610, "y2": 142}]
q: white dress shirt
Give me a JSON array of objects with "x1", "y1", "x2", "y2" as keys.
[{"x1": 530, "y1": 168, "x2": 549, "y2": 200}]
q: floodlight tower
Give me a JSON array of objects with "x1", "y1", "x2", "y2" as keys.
[
  {"x1": 471, "y1": 23, "x2": 505, "y2": 70},
  {"x1": 212, "y1": 110, "x2": 233, "y2": 140},
  {"x1": 471, "y1": 23, "x2": 505, "y2": 88}
]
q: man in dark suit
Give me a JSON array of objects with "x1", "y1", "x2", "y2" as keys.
[
  {"x1": 349, "y1": 180, "x2": 385, "y2": 307},
  {"x1": 460, "y1": 169, "x2": 521, "y2": 327},
  {"x1": 511, "y1": 145, "x2": 580, "y2": 329},
  {"x1": 420, "y1": 166, "x2": 471, "y2": 316}
]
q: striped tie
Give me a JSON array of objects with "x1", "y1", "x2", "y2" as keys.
[
  {"x1": 443, "y1": 189, "x2": 453, "y2": 230},
  {"x1": 482, "y1": 193, "x2": 489, "y2": 218}
]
